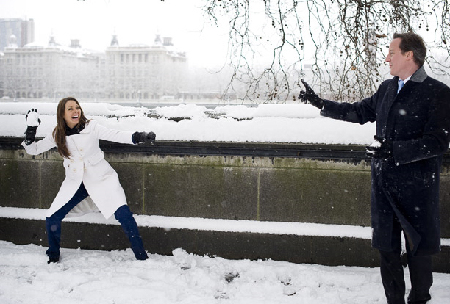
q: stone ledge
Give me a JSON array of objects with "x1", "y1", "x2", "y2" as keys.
[{"x1": 1, "y1": 217, "x2": 449, "y2": 273}]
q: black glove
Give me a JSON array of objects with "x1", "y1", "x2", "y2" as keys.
[
  {"x1": 24, "y1": 109, "x2": 40, "y2": 145},
  {"x1": 299, "y1": 79, "x2": 324, "y2": 109},
  {"x1": 132, "y1": 131, "x2": 156, "y2": 144},
  {"x1": 366, "y1": 136, "x2": 393, "y2": 160}
]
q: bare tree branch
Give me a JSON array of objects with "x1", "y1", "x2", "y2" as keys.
[{"x1": 202, "y1": 0, "x2": 450, "y2": 102}]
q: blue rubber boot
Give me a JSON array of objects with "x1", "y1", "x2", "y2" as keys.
[
  {"x1": 46, "y1": 183, "x2": 88, "y2": 263},
  {"x1": 114, "y1": 205, "x2": 148, "y2": 260}
]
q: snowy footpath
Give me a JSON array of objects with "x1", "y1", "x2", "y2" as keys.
[{"x1": 0, "y1": 241, "x2": 449, "y2": 304}]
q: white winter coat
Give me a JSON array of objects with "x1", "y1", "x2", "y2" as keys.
[{"x1": 22, "y1": 120, "x2": 135, "y2": 219}]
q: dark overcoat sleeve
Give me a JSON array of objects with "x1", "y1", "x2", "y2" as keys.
[{"x1": 319, "y1": 81, "x2": 391, "y2": 125}]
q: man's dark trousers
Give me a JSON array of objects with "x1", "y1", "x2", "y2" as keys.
[{"x1": 379, "y1": 218, "x2": 432, "y2": 304}]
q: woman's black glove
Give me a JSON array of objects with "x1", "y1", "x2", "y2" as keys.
[
  {"x1": 298, "y1": 79, "x2": 324, "y2": 109},
  {"x1": 366, "y1": 136, "x2": 393, "y2": 160},
  {"x1": 25, "y1": 109, "x2": 40, "y2": 145},
  {"x1": 132, "y1": 131, "x2": 156, "y2": 144}
]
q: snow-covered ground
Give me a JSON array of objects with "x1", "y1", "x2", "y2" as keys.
[
  {"x1": 1, "y1": 101, "x2": 449, "y2": 303},
  {"x1": 1, "y1": 241, "x2": 450, "y2": 304}
]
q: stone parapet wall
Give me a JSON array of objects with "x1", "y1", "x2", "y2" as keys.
[{"x1": 1, "y1": 138, "x2": 449, "y2": 236}]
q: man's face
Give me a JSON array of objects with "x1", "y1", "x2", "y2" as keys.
[{"x1": 385, "y1": 38, "x2": 413, "y2": 79}]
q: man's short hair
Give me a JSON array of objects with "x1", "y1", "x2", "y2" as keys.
[{"x1": 393, "y1": 32, "x2": 426, "y2": 67}]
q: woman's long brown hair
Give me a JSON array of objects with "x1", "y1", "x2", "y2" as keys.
[{"x1": 52, "y1": 97, "x2": 88, "y2": 158}]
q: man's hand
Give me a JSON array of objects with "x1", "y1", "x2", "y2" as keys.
[
  {"x1": 24, "y1": 109, "x2": 40, "y2": 145},
  {"x1": 298, "y1": 79, "x2": 324, "y2": 109},
  {"x1": 366, "y1": 136, "x2": 393, "y2": 160},
  {"x1": 132, "y1": 131, "x2": 156, "y2": 144}
]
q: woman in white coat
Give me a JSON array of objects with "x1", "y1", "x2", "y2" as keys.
[{"x1": 22, "y1": 97, "x2": 156, "y2": 263}]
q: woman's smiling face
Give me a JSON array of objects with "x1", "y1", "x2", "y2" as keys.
[{"x1": 64, "y1": 99, "x2": 81, "y2": 128}]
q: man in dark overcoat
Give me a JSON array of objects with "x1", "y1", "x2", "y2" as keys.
[{"x1": 299, "y1": 32, "x2": 450, "y2": 304}]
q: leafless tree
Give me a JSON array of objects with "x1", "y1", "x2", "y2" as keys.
[{"x1": 201, "y1": 0, "x2": 450, "y2": 102}]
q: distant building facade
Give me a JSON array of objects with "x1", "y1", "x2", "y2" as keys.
[
  {"x1": 0, "y1": 18, "x2": 35, "y2": 52},
  {"x1": 0, "y1": 33, "x2": 187, "y2": 100},
  {"x1": 105, "y1": 35, "x2": 187, "y2": 100},
  {"x1": 1, "y1": 36, "x2": 102, "y2": 99}
]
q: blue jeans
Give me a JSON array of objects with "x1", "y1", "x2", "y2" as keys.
[{"x1": 46, "y1": 183, "x2": 148, "y2": 260}]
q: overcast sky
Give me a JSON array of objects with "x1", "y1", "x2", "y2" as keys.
[{"x1": 0, "y1": 0, "x2": 230, "y2": 67}]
